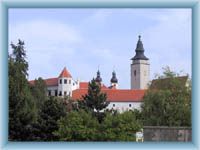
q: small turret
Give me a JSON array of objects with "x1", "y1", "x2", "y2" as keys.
[
  {"x1": 110, "y1": 71, "x2": 118, "y2": 89},
  {"x1": 58, "y1": 67, "x2": 73, "y2": 97}
]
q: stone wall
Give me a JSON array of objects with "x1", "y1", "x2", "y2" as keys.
[{"x1": 143, "y1": 126, "x2": 192, "y2": 141}]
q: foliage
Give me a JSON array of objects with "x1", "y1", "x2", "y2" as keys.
[
  {"x1": 9, "y1": 40, "x2": 37, "y2": 141},
  {"x1": 30, "y1": 77, "x2": 47, "y2": 115},
  {"x1": 98, "y1": 111, "x2": 142, "y2": 141},
  {"x1": 54, "y1": 109, "x2": 99, "y2": 141},
  {"x1": 34, "y1": 96, "x2": 67, "y2": 141},
  {"x1": 78, "y1": 79, "x2": 109, "y2": 122},
  {"x1": 55, "y1": 110, "x2": 142, "y2": 141},
  {"x1": 141, "y1": 67, "x2": 191, "y2": 126}
]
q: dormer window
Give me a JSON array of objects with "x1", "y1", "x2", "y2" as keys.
[{"x1": 60, "y1": 79, "x2": 62, "y2": 84}]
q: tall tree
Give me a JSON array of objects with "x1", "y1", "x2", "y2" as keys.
[
  {"x1": 35, "y1": 96, "x2": 67, "y2": 141},
  {"x1": 30, "y1": 77, "x2": 47, "y2": 113},
  {"x1": 9, "y1": 39, "x2": 37, "y2": 140},
  {"x1": 78, "y1": 79, "x2": 109, "y2": 122},
  {"x1": 54, "y1": 109, "x2": 99, "y2": 141},
  {"x1": 141, "y1": 67, "x2": 191, "y2": 126}
]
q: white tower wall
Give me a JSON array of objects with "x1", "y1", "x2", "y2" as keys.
[
  {"x1": 58, "y1": 77, "x2": 73, "y2": 97},
  {"x1": 131, "y1": 59, "x2": 150, "y2": 89}
]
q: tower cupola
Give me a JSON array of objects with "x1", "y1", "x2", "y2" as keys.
[
  {"x1": 95, "y1": 70, "x2": 102, "y2": 83},
  {"x1": 131, "y1": 35, "x2": 149, "y2": 61},
  {"x1": 110, "y1": 71, "x2": 118, "y2": 83}
]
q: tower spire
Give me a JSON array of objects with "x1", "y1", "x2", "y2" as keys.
[
  {"x1": 95, "y1": 70, "x2": 102, "y2": 83},
  {"x1": 131, "y1": 35, "x2": 149, "y2": 60}
]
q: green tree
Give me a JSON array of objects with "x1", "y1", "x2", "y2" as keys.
[
  {"x1": 98, "y1": 111, "x2": 142, "y2": 141},
  {"x1": 9, "y1": 39, "x2": 37, "y2": 140},
  {"x1": 141, "y1": 67, "x2": 191, "y2": 126},
  {"x1": 35, "y1": 96, "x2": 67, "y2": 141},
  {"x1": 54, "y1": 109, "x2": 99, "y2": 141},
  {"x1": 30, "y1": 77, "x2": 47, "y2": 115},
  {"x1": 78, "y1": 79, "x2": 109, "y2": 122}
]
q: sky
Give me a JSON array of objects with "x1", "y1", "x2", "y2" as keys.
[{"x1": 8, "y1": 8, "x2": 191, "y2": 89}]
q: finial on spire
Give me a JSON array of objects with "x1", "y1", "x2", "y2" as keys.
[{"x1": 138, "y1": 35, "x2": 141, "y2": 40}]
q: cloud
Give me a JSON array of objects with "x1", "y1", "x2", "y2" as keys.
[
  {"x1": 8, "y1": 9, "x2": 191, "y2": 89},
  {"x1": 141, "y1": 9, "x2": 192, "y2": 78},
  {"x1": 9, "y1": 19, "x2": 83, "y2": 79}
]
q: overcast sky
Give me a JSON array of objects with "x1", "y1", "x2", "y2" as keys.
[{"x1": 9, "y1": 8, "x2": 191, "y2": 89}]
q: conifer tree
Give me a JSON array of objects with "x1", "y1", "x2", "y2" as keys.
[
  {"x1": 79, "y1": 79, "x2": 109, "y2": 122},
  {"x1": 9, "y1": 39, "x2": 37, "y2": 140}
]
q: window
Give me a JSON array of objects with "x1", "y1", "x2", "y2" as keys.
[
  {"x1": 60, "y1": 79, "x2": 62, "y2": 84},
  {"x1": 64, "y1": 79, "x2": 67, "y2": 84},
  {"x1": 48, "y1": 90, "x2": 51, "y2": 96},
  {"x1": 69, "y1": 91, "x2": 71, "y2": 96},
  {"x1": 55, "y1": 90, "x2": 58, "y2": 96},
  {"x1": 59, "y1": 91, "x2": 62, "y2": 96},
  {"x1": 129, "y1": 104, "x2": 132, "y2": 107},
  {"x1": 69, "y1": 79, "x2": 71, "y2": 84},
  {"x1": 134, "y1": 70, "x2": 136, "y2": 76},
  {"x1": 64, "y1": 91, "x2": 67, "y2": 96},
  {"x1": 113, "y1": 104, "x2": 115, "y2": 107}
]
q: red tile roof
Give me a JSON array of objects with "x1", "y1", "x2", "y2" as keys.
[
  {"x1": 29, "y1": 77, "x2": 58, "y2": 86},
  {"x1": 79, "y1": 82, "x2": 108, "y2": 89},
  {"x1": 72, "y1": 89, "x2": 145, "y2": 102},
  {"x1": 79, "y1": 82, "x2": 88, "y2": 89},
  {"x1": 59, "y1": 67, "x2": 72, "y2": 78}
]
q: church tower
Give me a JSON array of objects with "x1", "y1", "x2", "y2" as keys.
[{"x1": 131, "y1": 35, "x2": 150, "y2": 89}]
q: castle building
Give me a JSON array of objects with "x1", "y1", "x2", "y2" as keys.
[{"x1": 30, "y1": 36, "x2": 149, "y2": 112}]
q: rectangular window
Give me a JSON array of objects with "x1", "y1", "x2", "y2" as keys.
[
  {"x1": 69, "y1": 91, "x2": 71, "y2": 96},
  {"x1": 113, "y1": 104, "x2": 115, "y2": 107},
  {"x1": 59, "y1": 91, "x2": 62, "y2": 96},
  {"x1": 129, "y1": 104, "x2": 132, "y2": 107},
  {"x1": 69, "y1": 79, "x2": 71, "y2": 84},
  {"x1": 48, "y1": 90, "x2": 51, "y2": 96},
  {"x1": 55, "y1": 90, "x2": 58, "y2": 96},
  {"x1": 60, "y1": 79, "x2": 62, "y2": 84},
  {"x1": 64, "y1": 79, "x2": 67, "y2": 84},
  {"x1": 64, "y1": 91, "x2": 67, "y2": 96}
]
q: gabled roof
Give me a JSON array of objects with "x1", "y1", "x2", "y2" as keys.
[
  {"x1": 29, "y1": 77, "x2": 58, "y2": 87},
  {"x1": 79, "y1": 82, "x2": 108, "y2": 89},
  {"x1": 150, "y1": 76, "x2": 188, "y2": 90},
  {"x1": 59, "y1": 67, "x2": 72, "y2": 78},
  {"x1": 72, "y1": 89, "x2": 145, "y2": 102}
]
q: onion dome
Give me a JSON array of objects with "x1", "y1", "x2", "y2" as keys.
[
  {"x1": 110, "y1": 71, "x2": 118, "y2": 83},
  {"x1": 131, "y1": 35, "x2": 149, "y2": 60},
  {"x1": 95, "y1": 70, "x2": 102, "y2": 82}
]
